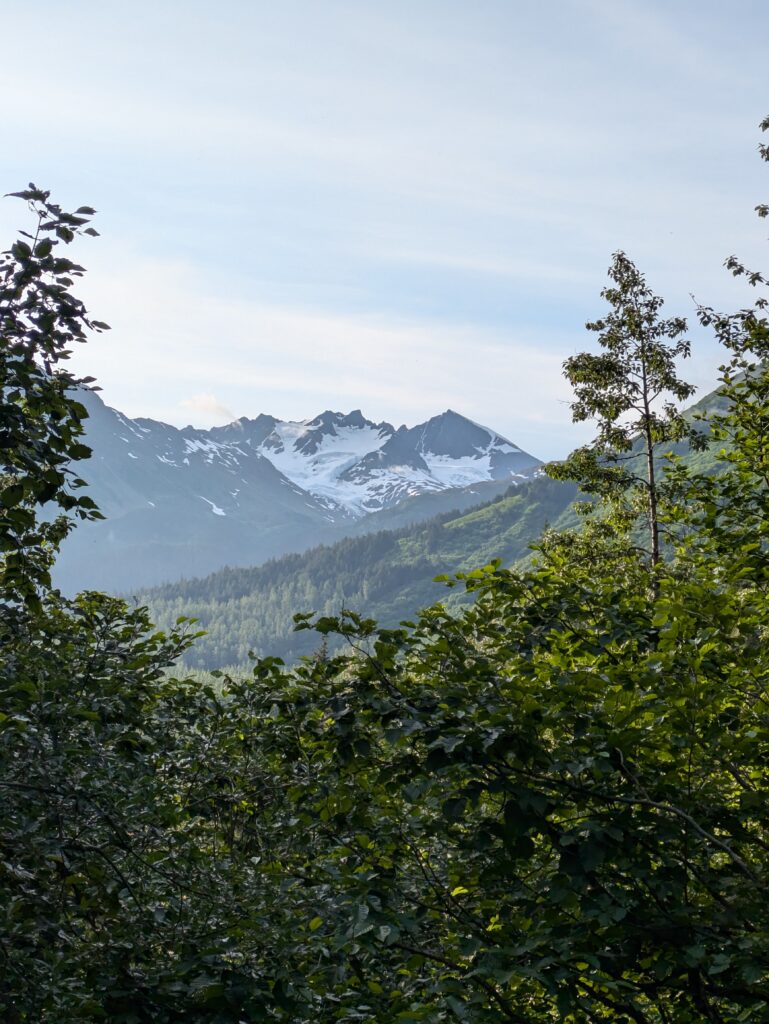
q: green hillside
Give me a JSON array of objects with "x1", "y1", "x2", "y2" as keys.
[{"x1": 137, "y1": 475, "x2": 579, "y2": 667}]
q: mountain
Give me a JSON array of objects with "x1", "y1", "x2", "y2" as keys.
[
  {"x1": 209, "y1": 405, "x2": 538, "y2": 515},
  {"x1": 136, "y1": 383, "x2": 727, "y2": 670},
  {"x1": 53, "y1": 390, "x2": 349, "y2": 593},
  {"x1": 53, "y1": 391, "x2": 540, "y2": 593},
  {"x1": 335, "y1": 410, "x2": 537, "y2": 512}
]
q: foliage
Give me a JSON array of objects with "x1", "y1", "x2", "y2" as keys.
[
  {"x1": 273, "y1": 536, "x2": 769, "y2": 1022},
  {"x1": 0, "y1": 186, "x2": 107, "y2": 604},
  {"x1": 4, "y1": 115, "x2": 769, "y2": 1023},
  {"x1": 0, "y1": 191, "x2": 319, "y2": 1022}
]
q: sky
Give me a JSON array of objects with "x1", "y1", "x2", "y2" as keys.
[{"x1": 1, "y1": 1, "x2": 768, "y2": 459}]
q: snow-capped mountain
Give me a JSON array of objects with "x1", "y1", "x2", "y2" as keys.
[
  {"x1": 212, "y1": 406, "x2": 539, "y2": 515},
  {"x1": 211, "y1": 409, "x2": 394, "y2": 513},
  {"x1": 53, "y1": 391, "x2": 541, "y2": 593},
  {"x1": 69, "y1": 388, "x2": 352, "y2": 522},
  {"x1": 335, "y1": 410, "x2": 538, "y2": 512}
]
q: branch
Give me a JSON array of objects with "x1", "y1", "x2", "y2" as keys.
[{"x1": 393, "y1": 941, "x2": 535, "y2": 1023}]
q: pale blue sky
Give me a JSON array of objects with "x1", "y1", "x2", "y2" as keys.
[{"x1": 1, "y1": 0, "x2": 767, "y2": 458}]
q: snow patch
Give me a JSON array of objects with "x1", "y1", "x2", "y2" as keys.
[
  {"x1": 259, "y1": 420, "x2": 391, "y2": 510},
  {"x1": 184, "y1": 437, "x2": 229, "y2": 459},
  {"x1": 422, "y1": 452, "x2": 492, "y2": 489},
  {"x1": 199, "y1": 496, "x2": 226, "y2": 516}
]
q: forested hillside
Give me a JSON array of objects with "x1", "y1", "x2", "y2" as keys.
[{"x1": 136, "y1": 475, "x2": 579, "y2": 666}]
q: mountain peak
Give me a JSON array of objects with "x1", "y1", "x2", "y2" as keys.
[
  {"x1": 308, "y1": 409, "x2": 345, "y2": 427},
  {"x1": 306, "y1": 409, "x2": 384, "y2": 431},
  {"x1": 73, "y1": 395, "x2": 540, "y2": 523}
]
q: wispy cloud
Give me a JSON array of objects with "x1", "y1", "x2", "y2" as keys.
[{"x1": 178, "y1": 393, "x2": 237, "y2": 426}]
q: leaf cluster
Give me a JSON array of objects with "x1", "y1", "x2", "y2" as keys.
[{"x1": 0, "y1": 185, "x2": 107, "y2": 604}]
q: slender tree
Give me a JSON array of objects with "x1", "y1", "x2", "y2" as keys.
[{"x1": 548, "y1": 252, "x2": 703, "y2": 567}]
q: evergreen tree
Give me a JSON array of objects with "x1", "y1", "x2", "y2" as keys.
[{"x1": 548, "y1": 251, "x2": 706, "y2": 567}]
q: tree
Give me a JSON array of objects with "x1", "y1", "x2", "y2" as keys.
[
  {"x1": 0, "y1": 186, "x2": 107, "y2": 605},
  {"x1": 0, "y1": 190, "x2": 326, "y2": 1022},
  {"x1": 547, "y1": 252, "x2": 705, "y2": 568},
  {"x1": 276, "y1": 532, "x2": 769, "y2": 1021}
]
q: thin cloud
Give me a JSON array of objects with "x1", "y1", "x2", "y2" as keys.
[{"x1": 178, "y1": 393, "x2": 237, "y2": 425}]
